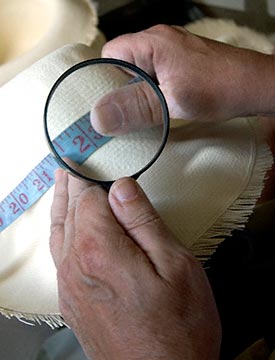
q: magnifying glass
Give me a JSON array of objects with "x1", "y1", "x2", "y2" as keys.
[{"x1": 44, "y1": 58, "x2": 169, "y2": 190}]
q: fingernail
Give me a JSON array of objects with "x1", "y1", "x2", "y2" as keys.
[
  {"x1": 55, "y1": 168, "x2": 67, "y2": 182},
  {"x1": 112, "y1": 178, "x2": 139, "y2": 203},
  {"x1": 92, "y1": 103, "x2": 123, "y2": 134}
]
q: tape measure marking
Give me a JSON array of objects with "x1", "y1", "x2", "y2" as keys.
[{"x1": 0, "y1": 113, "x2": 110, "y2": 233}]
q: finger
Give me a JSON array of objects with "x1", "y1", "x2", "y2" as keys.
[
  {"x1": 102, "y1": 32, "x2": 156, "y2": 77},
  {"x1": 50, "y1": 168, "x2": 68, "y2": 266},
  {"x1": 58, "y1": 172, "x2": 94, "y2": 258},
  {"x1": 90, "y1": 81, "x2": 163, "y2": 136},
  {"x1": 67, "y1": 173, "x2": 91, "y2": 211},
  {"x1": 108, "y1": 178, "x2": 181, "y2": 274},
  {"x1": 61, "y1": 158, "x2": 93, "y2": 212}
]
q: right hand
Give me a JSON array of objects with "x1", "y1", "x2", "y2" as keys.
[{"x1": 91, "y1": 24, "x2": 275, "y2": 136}]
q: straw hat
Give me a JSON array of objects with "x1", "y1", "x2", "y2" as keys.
[{"x1": 0, "y1": 17, "x2": 273, "y2": 326}]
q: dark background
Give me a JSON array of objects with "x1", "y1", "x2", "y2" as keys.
[{"x1": 98, "y1": 0, "x2": 202, "y2": 39}]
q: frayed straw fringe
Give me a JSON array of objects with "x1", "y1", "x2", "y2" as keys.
[
  {"x1": 0, "y1": 306, "x2": 67, "y2": 329},
  {"x1": 0, "y1": 120, "x2": 273, "y2": 326},
  {"x1": 193, "y1": 119, "x2": 274, "y2": 264}
]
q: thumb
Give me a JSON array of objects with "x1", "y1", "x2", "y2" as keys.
[
  {"x1": 108, "y1": 177, "x2": 182, "y2": 273},
  {"x1": 90, "y1": 81, "x2": 163, "y2": 136}
]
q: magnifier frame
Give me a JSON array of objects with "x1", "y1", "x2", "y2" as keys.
[{"x1": 44, "y1": 58, "x2": 170, "y2": 190}]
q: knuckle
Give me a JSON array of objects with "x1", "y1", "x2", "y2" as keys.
[
  {"x1": 50, "y1": 222, "x2": 62, "y2": 238},
  {"x1": 73, "y1": 235, "x2": 109, "y2": 275},
  {"x1": 147, "y1": 24, "x2": 173, "y2": 35},
  {"x1": 172, "y1": 25, "x2": 189, "y2": 35},
  {"x1": 168, "y1": 249, "x2": 200, "y2": 280},
  {"x1": 134, "y1": 83, "x2": 157, "y2": 124},
  {"x1": 50, "y1": 205, "x2": 66, "y2": 226},
  {"x1": 146, "y1": 24, "x2": 185, "y2": 41},
  {"x1": 102, "y1": 33, "x2": 135, "y2": 57},
  {"x1": 49, "y1": 218, "x2": 64, "y2": 243},
  {"x1": 77, "y1": 248, "x2": 106, "y2": 275},
  {"x1": 74, "y1": 232, "x2": 131, "y2": 277},
  {"x1": 126, "y1": 209, "x2": 161, "y2": 233},
  {"x1": 76, "y1": 186, "x2": 103, "y2": 214}
]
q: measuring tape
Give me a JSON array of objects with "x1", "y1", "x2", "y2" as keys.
[{"x1": 0, "y1": 113, "x2": 110, "y2": 233}]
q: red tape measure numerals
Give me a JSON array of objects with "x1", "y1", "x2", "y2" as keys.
[{"x1": 0, "y1": 113, "x2": 111, "y2": 232}]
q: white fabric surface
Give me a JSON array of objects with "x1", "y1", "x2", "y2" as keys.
[{"x1": 0, "y1": 41, "x2": 273, "y2": 325}]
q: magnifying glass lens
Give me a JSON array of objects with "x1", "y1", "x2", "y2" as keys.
[{"x1": 45, "y1": 60, "x2": 169, "y2": 185}]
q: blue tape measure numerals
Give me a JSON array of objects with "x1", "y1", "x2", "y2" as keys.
[{"x1": 0, "y1": 113, "x2": 110, "y2": 232}]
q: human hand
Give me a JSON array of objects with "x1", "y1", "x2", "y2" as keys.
[
  {"x1": 50, "y1": 170, "x2": 221, "y2": 360},
  {"x1": 91, "y1": 25, "x2": 275, "y2": 136}
]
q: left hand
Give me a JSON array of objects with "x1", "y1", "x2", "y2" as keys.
[{"x1": 50, "y1": 170, "x2": 221, "y2": 360}]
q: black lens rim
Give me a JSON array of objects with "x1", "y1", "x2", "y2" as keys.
[{"x1": 44, "y1": 58, "x2": 170, "y2": 190}]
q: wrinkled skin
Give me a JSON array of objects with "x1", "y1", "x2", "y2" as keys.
[
  {"x1": 50, "y1": 173, "x2": 221, "y2": 360},
  {"x1": 91, "y1": 25, "x2": 275, "y2": 136},
  {"x1": 50, "y1": 25, "x2": 275, "y2": 360}
]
